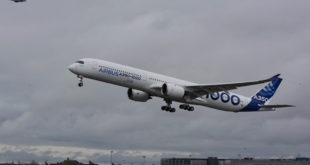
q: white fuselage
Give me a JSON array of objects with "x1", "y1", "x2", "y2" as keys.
[{"x1": 68, "y1": 58, "x2": 253, "y2": 112}]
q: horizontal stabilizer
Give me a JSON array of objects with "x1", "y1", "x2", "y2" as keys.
[{"x1": 259, "y1": 104, "x2": 295, "y2": 108}]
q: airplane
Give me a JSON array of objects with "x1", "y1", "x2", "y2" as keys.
[{"x1": 68, "y1": 58, "x2": 294, "y2": 113}]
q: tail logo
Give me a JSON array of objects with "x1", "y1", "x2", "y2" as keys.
[
  {"x1": 262, "y1": 82, "x2": 275, "y2": 94},
  {"x1": 252, "y1": 76, "x2": 282, "y2": 103},
  {"x1": 241, "y1": 75, "x2": 283, "y2": 111}
]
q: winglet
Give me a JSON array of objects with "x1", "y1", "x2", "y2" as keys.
[
  {"x1": 272, "y1": 74, "x2": 281, "y2": 79},
  {"x1": 263, "y1": 74, "x2": 281, "y2": 83}
]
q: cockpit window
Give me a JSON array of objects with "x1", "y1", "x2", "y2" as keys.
[{"x1": 75, "y1": 60, "x2": 84, "y2": 64}]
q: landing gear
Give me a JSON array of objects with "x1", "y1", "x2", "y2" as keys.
[
  {"x1": 161, "y1": 99, "x2": 176, "y2": 113},
  {"x1": 161, "y1": 106, "x2": 176, "y2": 112},
  {"x1": 179, "y1": 104, "x2": 194, "y2": 111},
  {"x1": 77, "y1": 75, "x2": 83, "y2": 87}
]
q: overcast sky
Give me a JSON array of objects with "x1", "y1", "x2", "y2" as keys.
[{"x1": 1, "y1": 0, "x2": 310, "y2": 164}]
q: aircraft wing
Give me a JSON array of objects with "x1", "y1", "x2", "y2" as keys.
[
  {"x1": 259, "y1": 104, "x2": 295, "y2": 108},
  {"x1": 184, "y1": 74, "x2": 280, "y2": 98}
]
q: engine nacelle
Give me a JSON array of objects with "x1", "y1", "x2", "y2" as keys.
[
  {"x1": 127, "y1": 88, "x2": 151, "y2": 102},
  {"x1": 161, "y1": 83, "x2": 185, "y2": 99}
]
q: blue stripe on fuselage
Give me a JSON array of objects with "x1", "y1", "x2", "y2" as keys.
[{"x1": 240, "y1": 99, "x2": 261, "y2": 111}]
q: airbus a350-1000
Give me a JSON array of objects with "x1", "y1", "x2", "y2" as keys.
[{"x1": 68, "y1": 58, "x2": 294, "y2": 113}]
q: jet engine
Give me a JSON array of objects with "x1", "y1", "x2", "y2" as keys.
[
  {"x1": 127, "y1": 88, "x2": 151, "y2": 102},
  {"x1": 161, "y1": 83, "x2": 185, "y2": 99}
]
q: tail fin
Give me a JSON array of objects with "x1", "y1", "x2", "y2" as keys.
[{"x1": 251, "y1": 74, "x2": 282, "y2": 105}]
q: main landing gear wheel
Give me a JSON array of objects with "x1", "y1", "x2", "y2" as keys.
[
  {"x1": 161, "y1": 106, "x2": 176, "y2": 113},
  {"x1": 77, "y1": 75, "x2": 83, "y2": 87},
  {"x1": 179, "y1": 104, "x2": 194, "y2": 111},
  {"x1": 161, "y1": 99, "x2": 176, "y2": 113}
]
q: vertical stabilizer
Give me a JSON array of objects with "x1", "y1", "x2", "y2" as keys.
[
  {"x1": 252, "y1": 74, "x2": 282, "y2": 104},
  {"x1": 241, "y1": 74, "x2": 282, "y2": 111}
]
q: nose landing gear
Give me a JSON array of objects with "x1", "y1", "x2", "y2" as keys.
[{"x1": 77, "y1": 75, "x2": 83, "y2": 87}]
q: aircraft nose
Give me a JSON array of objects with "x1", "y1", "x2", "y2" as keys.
[{"x1": 68, "y1": 64, "x2": 76, "y2": 73}]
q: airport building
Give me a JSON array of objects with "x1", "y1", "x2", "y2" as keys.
[
  {"x1": 161, "y1": 158, "x2": 310, "y2": 165},
  {"x1": 223, "y1": 159, "x2": 310, "y2": 165},
  {"x1": 161, "y1": 158, "x2": 218, "y2": 165}
]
